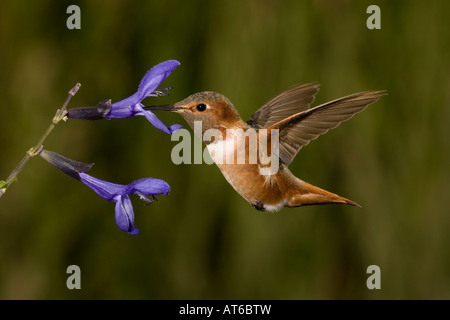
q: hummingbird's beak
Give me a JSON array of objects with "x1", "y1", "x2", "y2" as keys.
[{"x1": 143, "y1": 104, "x2": 182, "y2": 112}]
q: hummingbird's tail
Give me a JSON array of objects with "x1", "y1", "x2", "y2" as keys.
[{"x1": 287, "y1": 181, "x2": 361, "y2": 208}]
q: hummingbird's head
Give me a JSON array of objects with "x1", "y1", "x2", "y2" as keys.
[{"x1": 146, "y1": 91, "x2": 244, "y2": 134}]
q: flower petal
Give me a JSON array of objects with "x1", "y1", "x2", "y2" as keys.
[
  {"x1": 104, "y1": 104, "x2": 136, "y2": 119},
  {"x1": 126, "y1": 177, "x2": 171, "y2": 197},
  {"x1": 134, "y1": 104, "x2": 173, "y2": 134},
  {"x1": 79, "y1": 173, "x2": 126, "y2": 201},
  {"x1": 114, "y1": 195, "x2": 139, "y2": 234},
  {"x1": 110, "y1": 93, "x2": 141, "y2": 109},
  {"x1": 112, "y1": 60, "x2": 180, "y2": 107},
  {"x1": 168, "y1": 124, "x2": 183, "y2": 134},
  {"x1": 137, "y1": 60, "x2": 180, "y2": 100}
]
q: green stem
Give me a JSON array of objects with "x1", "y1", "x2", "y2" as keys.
[{"x1": 0, "y1": 83, "x2": 81, "y2": 199}]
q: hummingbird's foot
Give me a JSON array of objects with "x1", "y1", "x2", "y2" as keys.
[{"x1": 252, "y1": 201, "x2": 266, "y2": 212}]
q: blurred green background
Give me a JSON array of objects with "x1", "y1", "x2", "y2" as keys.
[{"x1": 0, "y1": 0, "x2": 449, "y2": 299}]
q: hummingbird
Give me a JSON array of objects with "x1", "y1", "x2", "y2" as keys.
[{"x1": 146, "y1": 83, "x2": 386, "y2": 212}]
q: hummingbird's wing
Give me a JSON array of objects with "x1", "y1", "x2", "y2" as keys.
[
  {"x1": 246, "y1": 83, "x2": 320, "y2": 128},
  {"x1": 268, "y1": 90, "x2": 387, "y2": 166}
]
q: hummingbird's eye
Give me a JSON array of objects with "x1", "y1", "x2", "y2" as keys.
[{"x1": 196, "y1": 103, "x2": 207, "y2": 112}]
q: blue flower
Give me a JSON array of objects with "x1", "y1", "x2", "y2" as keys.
[
  {"x1": 39, "y1": 149, "x2": 170, "y2": 235},
  {"x1": 79, "y1": 173, "x2": 170, "y2": 235},
  {"x1": 67, "y1": 60, "x2": 182, "y2": 134}
]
